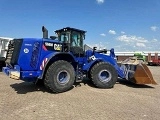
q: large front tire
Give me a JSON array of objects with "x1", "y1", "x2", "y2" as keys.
[
  {"x1": 90, "y1": 62, "x2": 118, "y2": 88},
  {"x1": 44, "y1": 60, "x2": 75, "y2": 93}
]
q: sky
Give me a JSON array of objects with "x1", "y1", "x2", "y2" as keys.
[{"x1": 0, "y1": 0, "x2": 160, "y2": 52}]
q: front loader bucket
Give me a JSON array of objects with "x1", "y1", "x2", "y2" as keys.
[
  {"x1": 121, "y1": 57, "x2": 157, "y2": 85},
  {"x1": 130, "y1": 63, "x2": 157, "y2": 84}
]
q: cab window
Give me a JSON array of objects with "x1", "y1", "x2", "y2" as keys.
[{"x1": 71, "y1": 32, "x2": 82, "y2": 47}]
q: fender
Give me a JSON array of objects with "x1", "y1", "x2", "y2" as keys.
[
  {"x1": 83, "y1": 58, "x2": 104, "y2": 71},
  {"x1": 38, "y1": 52, "x2": 76, "y2": 79},
  {"x1": 84, "y1": 53, "x2": 125, "y2": 78},
  {"x1": 94, "y1": 53, "x2": 125, "y2": 78}
]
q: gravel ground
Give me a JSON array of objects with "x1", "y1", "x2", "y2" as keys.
[{"x1": 0, "y1": 66, "x2": 160, "y2": 120}]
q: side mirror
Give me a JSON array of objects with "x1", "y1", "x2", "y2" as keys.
[{"x1": 93, "y1": 47, "x2": 97, "y2": 51}]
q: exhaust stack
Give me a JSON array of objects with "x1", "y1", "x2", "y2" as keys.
[{"x1": 42, "y1": 26, "x2": 48, "y2": 39}]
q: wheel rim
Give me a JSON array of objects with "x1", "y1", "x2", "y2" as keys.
[
  {"x1": 57, "y1": 70, "x2": 70, "y2": 84},
  {"x1": 98, "y1": 70, "x2": 111, "y2": 83}
]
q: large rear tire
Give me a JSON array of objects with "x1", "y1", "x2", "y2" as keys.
[
  {"x1": 90, "y1": 62, "x2": 118, "y2": 88},
  {"x1": 44, "y1": 60, "x2": 75, "y2": 93}
]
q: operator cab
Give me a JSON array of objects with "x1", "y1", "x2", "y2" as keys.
[{"x1": 55, "y1": 27, "x2": 86, "y2": 57}]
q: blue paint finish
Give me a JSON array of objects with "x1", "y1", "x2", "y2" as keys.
[
  {"x1": 2, "y1": 67, "x2": 10, "y2": 76},
  {"x1": 83, "y1": 49, "x2": 125, "y2": 78},
  {"x1": 38, "y1": 52, "x2": 77, "y2": 79},
  {"x1": 21, "y1": 71, "x2": 41, "y2": 78},
  {"x1": 17, "y1": 38, "x2": 63, "y2": 71},
  {"x1": 3, "y1": 38, "x2": 126, "y2": 82},
  {"x1": 94, "y1": 52, "x2": 125, "y2": 78},
  {"x1": 17, "y1": 38, "x2": 42, "y2": 70},
  {"x1": 82, "y1": 58, "x2": 103, "y2": 71}
]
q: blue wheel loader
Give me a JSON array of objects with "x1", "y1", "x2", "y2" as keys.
[{"x1": 3, "y1": 26, "x2": 157, "y2": 93}]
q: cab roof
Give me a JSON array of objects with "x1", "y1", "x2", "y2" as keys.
[{"x1": 55, "y1": 27, "x2": 86, "y2": 34}]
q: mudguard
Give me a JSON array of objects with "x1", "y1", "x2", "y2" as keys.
[
  {"x1": 38, "y1": 52, "x2": 76, "y2": 79},
  {"x1": 83, "y1": 51, "x2": 125, "y2": 78}
]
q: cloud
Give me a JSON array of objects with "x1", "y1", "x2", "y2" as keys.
[
  {"x1": 100, "y1": 33, "x2": 106, "y2": 36},
  {"x1": 113, "y1": 33, "x2": 160, "y2": 51},
  {"x1": 148, "y1": 38, "x2": 160, "y2": 50},
  {"x1": 116, "y1": 35, "x2": 148, "y2": 49},
  {"x1": 136, "y1": 43, "x2": 146, "y2": 47},
  {"x1": 150, "y1": 26, "x2": 158, "y2": 31},
  {"x1": 117, "y1": 35, "x2": 148, "y2": 43},
  {"x1": 108, "y1": 30, "x2": 116, "y2": 35},
  {"x1": 96, "y1": 0, "x2": 104, "y2": 4},
  {"x1": 121, "y1": 31, "x2": 125, "y2": 34},
  {"x1": 152, "y1": 39, "x2": 158, "y2": 42},
  {"x1": 88, "y1": 42, "x2": 107, "y2": 50}
]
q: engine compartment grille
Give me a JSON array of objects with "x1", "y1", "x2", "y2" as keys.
[
  {"x1": 5, "y1": 40, "x2": 14, "y2": 65},
  {"x1": 5, "y1": 39, "x2": 23, "y2": 67}
]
